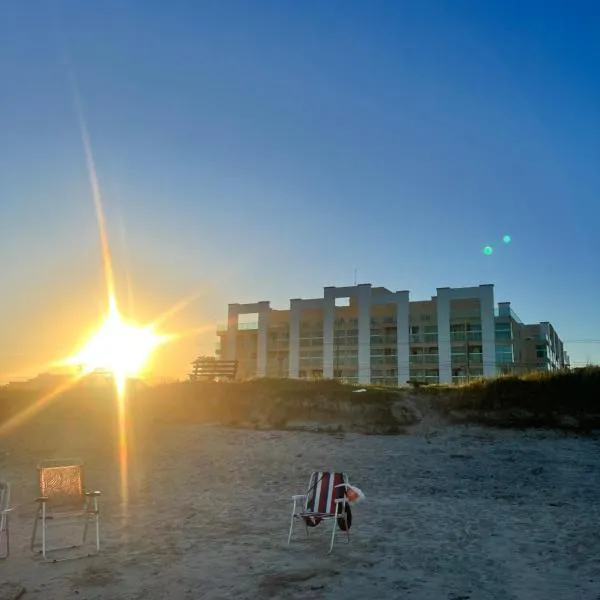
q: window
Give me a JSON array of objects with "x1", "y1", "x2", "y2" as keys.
[
  {"x1": 335, "y1": 297, "x2": 350, "y2": 307},
  {"x1": 495, "y1": 322, "x2": 512, "y2": 341},
  {"x1": 495, "y1": 345, "x2": 513, "y2": 364}
]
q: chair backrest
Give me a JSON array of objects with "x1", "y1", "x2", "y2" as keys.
[
  {"x1": 0, "y1": 481, "x2": 9, "y2": 513},
  {"x1": 305, "y1": 472, "x2": 348, "y2": 515},
  {"x1": 38, "y1": 460, "x2": 84, "y2": 508}
]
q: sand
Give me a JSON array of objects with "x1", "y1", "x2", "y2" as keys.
[{"x1": 1, "y1": 414, "x2": 599, "y2": 599}]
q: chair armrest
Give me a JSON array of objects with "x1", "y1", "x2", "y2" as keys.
[
  {"x1": 35, "y1": 496, "x2": 49, "y2": 503},
  {"x1": 292, "y1": 494, "x2": 306, "y2": 501},
  {"x1": 85, "y1": 491, "x2": 102, "y2": 497},
  {"x1": 334, "y1": 497, "x2": 346, "y2": 503}
]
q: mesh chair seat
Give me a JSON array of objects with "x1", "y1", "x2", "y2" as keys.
[{"x1": 31, "y1": 459, "x2": 101, "y2": 561}]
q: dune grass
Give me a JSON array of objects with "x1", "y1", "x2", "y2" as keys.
[
  {"x1": 1, "y1": 367, "x2": 599, "y2": 432},
  {"x1": 433, "y1": 366, "x2": 600, "y2": 430}
]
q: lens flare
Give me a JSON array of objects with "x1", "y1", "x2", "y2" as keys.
[
  {"x1": 483, "y1": 245, "x2": 493, "y2": 255},
  {"x1": 503, "y1": 235, "x2": 512, "y2": 244},
  {"x1": 63, "y1": 298, "x2": 168, "y2": 394}
]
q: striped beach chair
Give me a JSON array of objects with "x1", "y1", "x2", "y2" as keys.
[{"x1": 287, "y1": 471, "x2": 352, "y2": 553}]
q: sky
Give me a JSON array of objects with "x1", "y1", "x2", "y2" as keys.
[{"x1": 0, "y1": 0, "x2": 599, "y2": 380}]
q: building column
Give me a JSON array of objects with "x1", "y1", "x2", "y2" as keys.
[
  {"x1": 436, "y1": 289, "x2": 452, "y2": 384},
  {"x1": 256, "y1": 301, "x2": 269, "y2": 378},
  {"x1": 395, "y1": 291, "x2": 410, "y2": 385},
  {"x1": 323, "y1": 288, "x2": 335, "y2": 379},
  {"x1": 288, "y1": 299, "x2": 301, "y2": 378},
  {"x1": 357, "y1": 284, "x2": 372, "y2": 384},
  {"x1": 479, "y1": 285, "x2": 496, "y2": 378},
  {"x1": 226, "y1": 304, "x2": 239, "y2": 361}
]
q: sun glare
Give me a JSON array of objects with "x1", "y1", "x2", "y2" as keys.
[{"x1": 65, "y1": 298, "x2": 166, "y2": 391}]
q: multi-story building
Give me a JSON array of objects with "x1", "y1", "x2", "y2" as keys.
[{"x1": 216, "y1": 283, "x2": 569, "y2": 385}]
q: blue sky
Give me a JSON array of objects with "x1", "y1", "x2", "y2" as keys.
[{"x1": 0, "y1": 0, "x2": 599, "y2": 377}]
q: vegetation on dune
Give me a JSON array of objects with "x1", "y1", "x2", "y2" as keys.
[
  {"x1": 142, "y1": 377, "x2": 413, "y2": 434},
  {"x1": 0, "y1": 367, "x2": 599, "y2": 434},
  {"x1": 434, "y1": 366, "x2": 600, "y2": 431}
]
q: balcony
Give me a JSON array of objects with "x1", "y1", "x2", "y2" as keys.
[
  {"x1": 410, "y1": 354, "x2": 440, "y2": 365},
  {"x1": 216, "y1": 322, "x2": 258, "y2": 332},
  {"x1": 410, "y1": 333, "x2": 438, "y2": 343},
  {"x1": 495, "y1": 306, "x2": 523, "y2": 324},
  {"x1": 450, "y1": 331, "x2": 483, "y2": 342},
  {"x1": 452, "y1": 352, "x2": 483, "y2": 364}
]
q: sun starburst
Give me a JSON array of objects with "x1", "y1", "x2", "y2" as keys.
[{"x1": 63, "y1": 296, "x2": 168, "y2": 394}]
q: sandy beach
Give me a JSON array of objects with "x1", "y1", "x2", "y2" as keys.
[{"x1": 1, "y1": 409, "x2": 600, "y2": 599}]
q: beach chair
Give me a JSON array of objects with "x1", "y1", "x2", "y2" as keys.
[
  {"x1": 30, "y1": 459, "x2": 101, "y2": 561},
  {"x1": 287, "y1": 471, "x2": 352, "y2": 554},
  {"x1": 0, "y1": 480, "x2": 13, "y2": 559}
]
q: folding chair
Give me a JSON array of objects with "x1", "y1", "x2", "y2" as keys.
[
  {"x1": 30, "y1": 459, "x2": 101, "y2": 561},
  {"x1": 287, "y1": 471, "x2": 352, "y2": 554},
  {"x1": 0, "y1": 480, "x2": 13, "y2": 560}
]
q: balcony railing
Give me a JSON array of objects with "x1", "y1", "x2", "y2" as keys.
[
  {"x1": 216, "y1": 322, "x2": 258, "y2": 332},
  {"x1": 409, "y1": 354, "x2": 440, "y2": 364},
  {"x1": 494, "y1": 306, "x2": 523, "y2": 324},
  {"x1": 410, "y1": 333, "x2": 439, "y2": 343}
]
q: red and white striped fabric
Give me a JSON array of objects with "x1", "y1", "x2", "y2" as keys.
[{"x1": 302, "y1": 472, "x2": 347, "y2": 524}]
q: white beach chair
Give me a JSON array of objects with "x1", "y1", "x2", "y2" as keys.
[
  {"x1": 0, "y1": 480, "x2": 13, "y2": 559},
  {"x1": 30, "y1": 459, "x2": 101, "y2": 561},
  {"x1": 287, "y1": 471, "x2": 352, "y2": 554}
]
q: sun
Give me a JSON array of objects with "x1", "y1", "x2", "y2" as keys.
[{"x1": 64, "y1": 298, "x2": 167, "y2": 391}]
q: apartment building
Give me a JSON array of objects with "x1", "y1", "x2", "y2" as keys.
[{"x1": 216, "y1": 283, "x2": 569, "y2": 385}]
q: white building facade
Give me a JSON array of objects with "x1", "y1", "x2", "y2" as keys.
[{"x1": 218, "y1": 283, "x2": 567, "y2": 385}]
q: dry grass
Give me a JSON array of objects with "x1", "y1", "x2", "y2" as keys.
[
  {"x1": 1, "y1": 367, "x2": 599, "y2": 433},
  {"x1": 433, "y1": 366, "x2": 600, "y2": 431}
]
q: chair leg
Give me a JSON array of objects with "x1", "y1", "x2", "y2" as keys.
[
  {"x1": 287, "y1": 505, "x2": 296, "y2": 545},
  {"x1": 41, "y1": 503, "x2": 47, "y2": 560},
  {"x1": 83, "y1": 499, "x2": 90, "y2": 545},
  {"x1": 83, "y1": 497, "x2": 101, "y2": 552},
  {"x1": 4, "y1": 517, "x2": 9, "y2": 559},
  {"x1": 31, "y1": 505, "x2": 41, "y2": 553},
  {"x1": 0, "y1": 513, "x2": 8, "y2": 560},
  {"x1": 346, "y1": 516, "x2": 351, "y2": 544},
  {"x1": 328, "y1": 517, "x2": 337, "y2": 554},
  {"x1": 94, "y1": 497, "x2": 100, "y2": 551}
]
